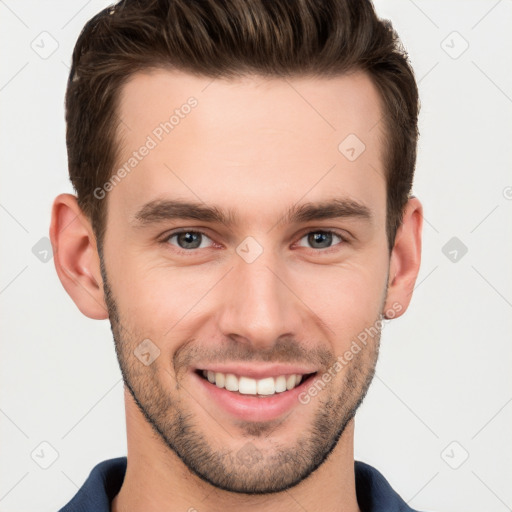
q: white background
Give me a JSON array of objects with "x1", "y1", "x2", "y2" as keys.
[{"x1": 1, "y1": 1, "x2": 511, "y2": 511}]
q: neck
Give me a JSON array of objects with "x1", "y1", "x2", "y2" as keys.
[{"x1": 112, "y1": 392, "x2": 361, "y2": 512}]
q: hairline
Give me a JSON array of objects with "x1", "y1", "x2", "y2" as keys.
[{"x1": 94, "y1": 65, "x2": 396, "y2": 254}]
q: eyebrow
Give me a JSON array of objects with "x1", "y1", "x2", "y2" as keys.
[{"x1": 131, "y1": 197, "x2": 372, "y2": 228}]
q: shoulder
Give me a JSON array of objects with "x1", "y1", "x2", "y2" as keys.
[
  {"x1": 355, "y1": 460, "x2": 431, "y2": 512},
  {"x1": 58, "y1": 457, "x2": 127, "y2": 512}
]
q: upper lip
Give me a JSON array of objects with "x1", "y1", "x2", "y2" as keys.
[{"x1": 195, "y1": 363, "x2": 318, "y2": 380}]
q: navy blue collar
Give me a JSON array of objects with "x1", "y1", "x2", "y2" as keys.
[{"x1": 59, "y1": 457, "x2": 423, "y2": 511}]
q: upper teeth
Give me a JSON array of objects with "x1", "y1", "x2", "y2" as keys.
[{"x1": 202, "y1": 370, "x2": 305, "y2": 395}]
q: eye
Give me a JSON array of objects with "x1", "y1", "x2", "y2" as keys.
[
  {"x1": 296, "y1": 230, "x2": 347, "y2": 251},
  {"x1": 164, "y1": 230, "x2": 214, "y2": 251},
  {"x1": 160, "y1": 228, "x2": 348, "y2": 256}
]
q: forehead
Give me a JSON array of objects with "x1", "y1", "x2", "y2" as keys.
[{"x1": 110, "y1": 68, "x2": 386, "y2": 227}]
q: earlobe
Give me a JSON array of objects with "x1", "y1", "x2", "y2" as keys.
[
  {"x1": 49, "y1": 193, "x2": 109, "y2": 320},
  {"x1": 383, "y1": 196, "x2": 423, "y2": 319}
]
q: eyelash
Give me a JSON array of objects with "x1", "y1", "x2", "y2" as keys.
[{"x1": 159, "y1": 229, "x2": 349, "y2": 256}]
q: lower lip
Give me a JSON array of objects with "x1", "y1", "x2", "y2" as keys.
[{"x1": 192, "y1": 371, "x2": 315, "y2": 422}]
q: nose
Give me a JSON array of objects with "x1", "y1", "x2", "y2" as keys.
[{"x1": 216, "y1": 244, "x2": 304, "y2": 352}]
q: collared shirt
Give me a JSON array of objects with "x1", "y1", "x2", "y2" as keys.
[{"x1": 58, "y1": 457, "x2": 424, "y2": 511}]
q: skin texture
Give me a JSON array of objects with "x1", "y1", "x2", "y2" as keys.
[{"x1": 50, "y1": 69, "x2": 423, "y2": 512}]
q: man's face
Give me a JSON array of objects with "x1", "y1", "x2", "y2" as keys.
[{"x1": 101, "y1": 69, "x2": 391, "y2": 493}]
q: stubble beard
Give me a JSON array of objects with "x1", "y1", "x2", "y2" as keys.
[{"x1": 99, "y1": 253, "x2": 383, "y2": 494}]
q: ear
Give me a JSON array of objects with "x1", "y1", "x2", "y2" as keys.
[
  {"x1": 383, "y1": 196, "x2": 423, "y2": 318},
  {"x1": 49, "y1": 193, "x2": 108, "y2": 320}
]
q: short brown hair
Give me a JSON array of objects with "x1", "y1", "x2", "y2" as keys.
[{"x1": 66, "y1": 0, "x2": 419, "y2": 252}]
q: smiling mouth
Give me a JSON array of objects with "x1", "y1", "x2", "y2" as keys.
[{"x1": 195, "y1": 369, "x2": 317, "y2": 397}]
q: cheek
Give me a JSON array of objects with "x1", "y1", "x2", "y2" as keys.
[
  {"x1": 106, "y1": 231, "x2": 389, "y2": 349},
  {"x1": 109, "y1": 255, "x2": 216, "y2": 334},
  {"x1": 292, "y1": 257, "x2": 387, "y2": 346}
]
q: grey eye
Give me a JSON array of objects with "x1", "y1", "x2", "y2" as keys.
[
  {"x1": 297, "y1": 231, "x2": 343, "y2": 250},
  {"x1": 168, "y1": 231, "x2": 212, "y2": 250}
]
